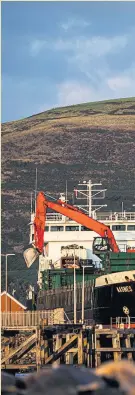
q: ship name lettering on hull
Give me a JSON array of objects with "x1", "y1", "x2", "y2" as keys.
[{"x1": 116, "y1": 286, "x2": 133, "y2": 293}]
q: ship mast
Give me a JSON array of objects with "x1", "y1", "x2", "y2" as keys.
[
  {"x1": 66, "y1": 180, "x2": 68, "y2": 203},
  {"x1": 74, "y1": 180, "x2": 107, "y2": 218},
  {"x1": 35, "y1": 167, "x2": 38, "y2": 212}
]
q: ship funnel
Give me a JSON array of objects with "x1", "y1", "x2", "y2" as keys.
[{"x1": 23, "y1": 247, "x2": 40, "y2": 268}]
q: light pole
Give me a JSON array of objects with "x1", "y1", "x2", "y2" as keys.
[
  {"x1": 82, "y1": 264, "x2": 94, "y2": 324},
  {"x1": 74, "y1": 247, "x2": 77, "y2": 324},
  {"x1": 82, "y1": 265, "x2": 85, "y2": 324},
  {"x1": 1, "y1": 253, "x2": 15, "y2": 314}
]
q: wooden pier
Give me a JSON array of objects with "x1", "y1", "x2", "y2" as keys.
[
  {"x1": 1, "y1": 309, "x2": 65, "y2": 329},
  {"x1": 1, "y1": 312, "x2": 135, "y2": 372},
  {"x1": 93, "y1": 327, "x2": 135, "y2": 367}
]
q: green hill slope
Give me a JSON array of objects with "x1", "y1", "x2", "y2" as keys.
[{"x1": 1, "y1": 97, "x2": 135, "y2": 294}]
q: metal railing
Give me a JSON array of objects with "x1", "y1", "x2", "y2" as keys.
[
  {"x1": 31, "y1": 211, "x2": 135, "y2": 225},
  {"x1": 45, "y1": 212, "x2": 135, "y2": 222},
  {"x1": 46, "y1": 213, "x2": 63, "y2": 221},
  {"x1": 110, "y1": 316, "x2": 135, "y2": 329},
  {"x1": 96, "y1": 212, "x2": 135, "y2": 221}
]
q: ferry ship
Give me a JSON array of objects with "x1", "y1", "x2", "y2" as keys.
[
  {"x1": 93, "y1": 270, "x2": 135, "y2": 325},
  {"x1": 29, "y1": 180, "x2": 135, "y2": 288}
]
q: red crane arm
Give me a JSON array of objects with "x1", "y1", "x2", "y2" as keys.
[{"x1": 34, "y1": 192, "x2": 120, "y2": 254}]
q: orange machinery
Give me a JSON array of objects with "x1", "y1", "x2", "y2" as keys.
[{"x1": 24, "y1": 191, "x2": 120, "y2": 267}]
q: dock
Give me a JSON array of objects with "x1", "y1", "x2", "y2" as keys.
[{"x1": 1, "y1": 311, "x2": 135, "y2": 371}]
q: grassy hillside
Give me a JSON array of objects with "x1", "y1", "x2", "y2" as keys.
[{"x1": 1, "y1": 97, "x2": 135, "y2": 297}]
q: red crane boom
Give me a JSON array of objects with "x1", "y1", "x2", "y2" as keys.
[
  {"x1": 24, "y1": 191, "x2": 120, "y2": 267},
  {"x1": 34, "y1": 192, "x2": 119, "y2": 253}
]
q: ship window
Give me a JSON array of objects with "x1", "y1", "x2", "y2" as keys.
[
  {"x1": 45, "y1": 226, "x2": 49, "y2": 232},
  {"x1": 112, "y1": 225, "x2": 126, "y2": 231},
  {"x1": 127, "y1": 225, "x2": 135, "y2": 231},
  {"x1": 51, "y1": 226, "x2": 64, "y2": 232},
  {"x1": 81, "y1": 226, "x2": 92, "y2": 231},
  {"x1": 94, "y1": 238, "x2": 102, "y2": 245},
  {"x1": 66, "y1": 226, "x2": 79, "y2": 231}
]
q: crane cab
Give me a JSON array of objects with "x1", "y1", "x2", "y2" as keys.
[{"x1": 92, "y1": 237, "x2": 111, "y2": 258}]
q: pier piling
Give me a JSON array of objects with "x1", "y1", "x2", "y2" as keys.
[{"x1": 1, "y1": 312, "x2": 135, "y2": 371}]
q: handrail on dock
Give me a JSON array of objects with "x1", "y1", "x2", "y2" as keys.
[{"x1": 1, "y1": 309, "x2": 65, "y2": 328}]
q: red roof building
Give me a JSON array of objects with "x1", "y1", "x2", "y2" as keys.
[{"x1": 1, "y1": 291, "x2": 27, "y2": 312}]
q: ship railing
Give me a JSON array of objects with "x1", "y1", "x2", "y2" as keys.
[
  {"x1": 46, "y1": 212, "x2": 135, "y2": 222},
  {"x1": 32, "y1": 211, "x2": 135, "y2": 223},
  {"x1": 96, "y1": 212, "x2": 135, "y2": 221},
  {"x1": 110, "y1": 316, "x2": 135, "y2": 329},
  {"x1": 31, "y1": 212, "x2": 64, "y2": 222},
  {"x1": 46, "y1": 213, "x2": 63, "y2": 221},
  {"x1": 46, "y1": 214, "x2": 82, "y2": 223},
  {"x1": 46, "y1": 214, "x2": 77, "y2": 222}
]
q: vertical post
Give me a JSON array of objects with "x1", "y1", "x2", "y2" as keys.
[
  {"x1": 88, "y1": 180, "x2": 92, "y2": 217},
  {"x1": 40, "y1": 335, "x2": 45, "y2": 366},
  {"x1": 36, "y1": 327, "x2": 41, "y2": 371},
  {"x1": 125, "y1": 335, "x2": 132, "y2": 360},
  {"x1": 3, "y1": 253, "x2": 16, "y2": 321},
  {"x1": 5, "y1": 344, "x2": 10, "y2": 364},
  {"x1": 35, "y1": 167, "x2": 38, "y2": 212},
  {"x1": 30, "y1": 192, "x2": 33, "y2": 244},
  {"x1": 66, "y1": 334, "x2": 71, "y2": 364},
  {"x1": 44, "y1": 337, "x2": 49, "y2": 363},
  {"x1": 122, "y1": 202, "x2": 124, "y2": 217},
  {"x1": 6, "y1": 255, "x2": 8, "y2": 315},
  {"x1": 112, "y1": 333, "x2": 121, "y2": 361},
  {"x1": 66, "y1": 180, "x2": 68, "y2": 203},
  {"x1": 31, "y1": 192, "x2": 33, "y2": 215},
  {"x1": 74, "y1": 248, "x2": 76, "y2": 324},
  {"x1": 110, "y1": 317, "x2": 112, "y2": 329},
  {"x1": 87, "y1": 182, "x2": 89, "y2": 212},
  {"x1": 96, "y1": 337, "x2": 101, "y2": 367},
  {"x1": 53, "y1": 334, "x2": 62, "y2": 366},
  {"x1": 82, "y1": 266, "x2": 85, "y2": 324},
  {"x1": 78, "y1": 332, "x2": 83, "y2": 365}
]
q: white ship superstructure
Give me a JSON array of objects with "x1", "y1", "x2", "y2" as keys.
[{"x1": 29, "y1": 180, "x2": 135, "y2": 281}]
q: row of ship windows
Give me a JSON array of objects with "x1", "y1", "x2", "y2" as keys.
[{"x1": 44, "y1": 225, "x2": 135, "y2": 232}]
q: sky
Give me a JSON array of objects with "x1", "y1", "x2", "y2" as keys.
[{"x1": 2, "y1": 1, "x2": 135, "y2": 122}]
